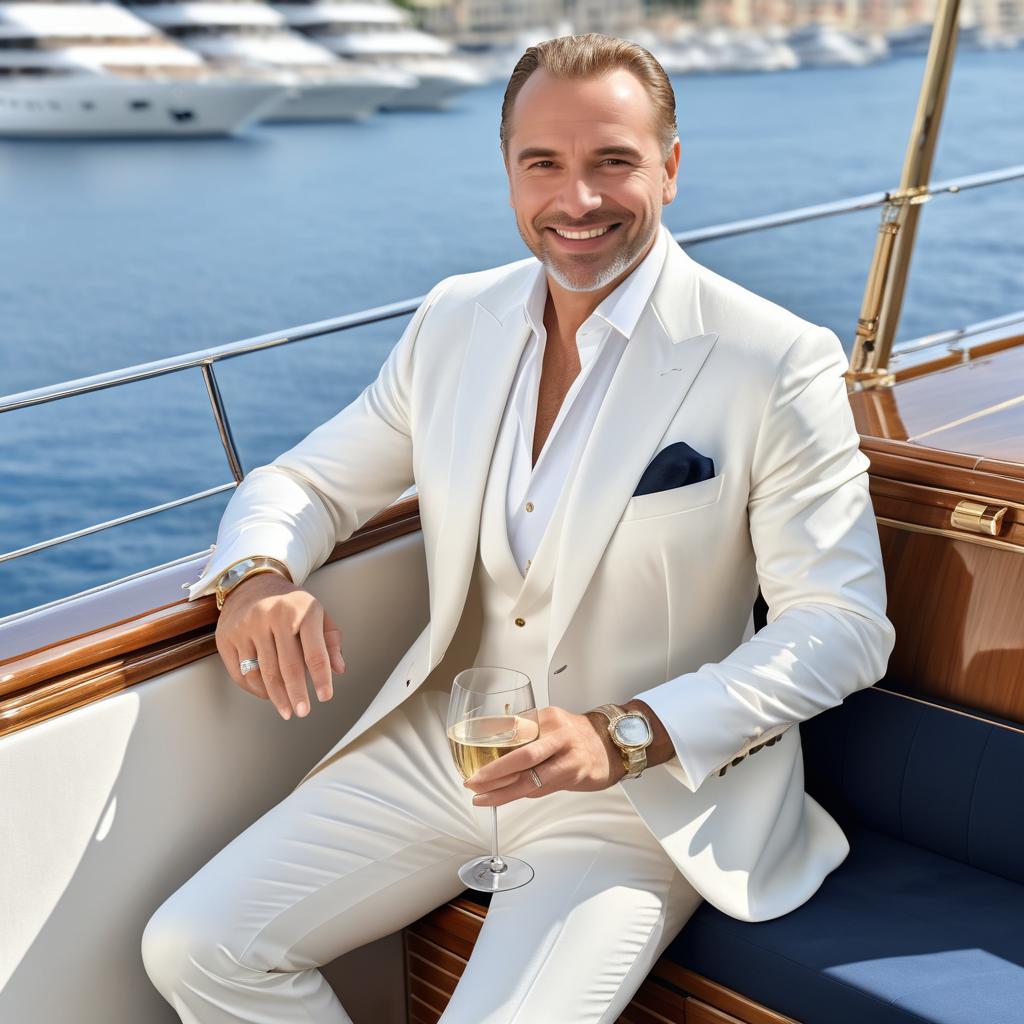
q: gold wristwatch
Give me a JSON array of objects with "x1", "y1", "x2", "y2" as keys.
[
  {"x1": 589, "y1": 703, "x2": 652, "y2": 780},
  {"x1": 214, "y1": 556, "x2": 292, "y2": 610}
]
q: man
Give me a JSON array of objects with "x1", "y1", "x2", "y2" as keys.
[{"x1": 142, "y1": 33, "x2": 895, "y2": 1024}]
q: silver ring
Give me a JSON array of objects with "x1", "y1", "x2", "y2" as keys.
[
  {"x1": 528, "y1": 767, "x2": 543, "y2": 789},
  {"x1": 240, "y1": 658, "x2": 260, "y2": 676}
]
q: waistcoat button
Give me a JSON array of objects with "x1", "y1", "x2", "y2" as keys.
[
  {"x1": 525, "y1": 501, "x2": 534, "y2": 512},
  {"x1": 514, "y1": 617, "x2": 526, "y2": 627}
]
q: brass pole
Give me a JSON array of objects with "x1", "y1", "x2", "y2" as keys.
[{"x1": 847, "y1": 0, "x2": 961, "y2": 389}]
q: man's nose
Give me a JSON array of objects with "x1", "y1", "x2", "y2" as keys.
[{"x1": 557, "y1": 176, "x2": 603, "y2": 220}]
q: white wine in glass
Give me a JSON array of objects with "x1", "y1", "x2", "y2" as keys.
[{"x1": 447, "y1": 666, "x2": 540, "y2": 891}]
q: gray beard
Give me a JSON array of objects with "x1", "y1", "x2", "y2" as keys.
[{"x1": 537, "y1": 226, "x2": 653, "y2": 293}]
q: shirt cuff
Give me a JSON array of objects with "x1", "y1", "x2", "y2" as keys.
[{"x1": 183, "y1": 526, "x2": 304, "y2": 602}]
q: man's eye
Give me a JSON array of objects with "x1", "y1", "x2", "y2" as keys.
[
  {"x1": 602, "y1": 159, "x2": 627, "y2": 166},
  {"x1": 529, "y1": 160, "x2": 553, "y2": 169}
]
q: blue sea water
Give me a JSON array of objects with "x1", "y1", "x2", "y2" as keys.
[{"x1": 0, "y1": 49, "x2": 1022, "y2": 621}]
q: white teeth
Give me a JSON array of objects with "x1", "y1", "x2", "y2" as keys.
[{"x1": 554, "y1": 225, "x2": 613, "y2": 239}]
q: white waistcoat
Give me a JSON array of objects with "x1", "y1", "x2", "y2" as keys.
[{"x1": 473, "y1": 380, "x2": 582, "y2": 711}]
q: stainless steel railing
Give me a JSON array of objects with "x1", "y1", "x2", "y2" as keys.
[{"x1": 3, "y1": 163, "x2": 1023, "y2": 568}]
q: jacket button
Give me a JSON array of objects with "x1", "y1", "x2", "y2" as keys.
[
  {"x1": 514, "y1": 617, "x2": 526, "y2": 627},
  {"x1": 525, "y1": 501, "x2": 534, "y2": 512}
]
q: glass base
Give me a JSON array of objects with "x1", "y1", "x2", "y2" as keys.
[{"x1": 458, "y1": 854, "x2": 534, "y2": 892}]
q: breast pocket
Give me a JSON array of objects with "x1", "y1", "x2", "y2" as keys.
[{"x1": 619, "y1": 471, "x2": 726, "y2": 523}]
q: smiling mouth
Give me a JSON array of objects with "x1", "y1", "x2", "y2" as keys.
[{"x1": 546, "y1": 222, "x2": 622, "y2": 242}]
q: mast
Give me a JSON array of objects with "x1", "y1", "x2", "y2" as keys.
[{"x1": 846, "y1": 0, "x2": 961, "y2": 389}]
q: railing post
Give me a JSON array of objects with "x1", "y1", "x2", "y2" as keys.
[
  {"x1": 847, "y1": 0, "x2": 962, "y2": 389},
  {"x1": 201, "y1": 362, "x2": 246, "y2": 484}
]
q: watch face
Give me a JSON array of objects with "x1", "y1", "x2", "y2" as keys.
[
  {"x1": 614, "y1": 714, "x2": 650, "y2": 746},
  {"x1": 224, "y1": 560, "x2": 255, "y2": 586}
]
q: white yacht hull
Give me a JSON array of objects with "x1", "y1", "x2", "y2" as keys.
[
  {"x1": 0, "y1": 76, "x2": 286, "y2": 137},
  {"x1": 379, "y1": 70, "x2": 476, "y2": 111},
  {"x1": 262, "y1": 77, "x2": 409, "y2": 122}
]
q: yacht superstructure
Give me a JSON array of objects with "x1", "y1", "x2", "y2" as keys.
[
  {"x1": 126, "y1": 1, "x2": 415, "y2": 121},
  {"x1": 785, "y1": 22, "x2": 888, "y2": 67},
  {"x1": 0, "y1": 2, "x2": 285, "y2": 135},
  {"x1": 271, "y1": 0, "x2": 484, "y2": 110},
  {"x1": 637, "y1": 25, "x2": 799, "y2": 74}
]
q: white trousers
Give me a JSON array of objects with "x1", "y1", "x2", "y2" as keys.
[{"x1": 141, "y1": 681, "x2": 703, "y2": 1024}]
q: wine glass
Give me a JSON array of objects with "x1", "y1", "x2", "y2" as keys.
[{"x1": 447, "y1": 666, "x2": 540, "y2": 891}]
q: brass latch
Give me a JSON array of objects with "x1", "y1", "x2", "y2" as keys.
[{"x1": 950, "y1": 500, "x2": 1008, "y2": 537}]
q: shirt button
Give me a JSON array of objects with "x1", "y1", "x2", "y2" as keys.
[
  {"x1": 525, "y1": 501, "x2": 534, "y2": 512},
  {"x1": 514, "y1": 617, "x2": 526, "y2": 627}
]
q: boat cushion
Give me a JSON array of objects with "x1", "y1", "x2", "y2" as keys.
[
  {"x1": 667, "y1": 688, "x2": 1024, "y2": 1023},
  {"x1": 668, "y1": 824, "x2": 1024, "y2": 1024},
  {"x1": 799, "y1": 687, "x2": 1024, "y2": 886}
]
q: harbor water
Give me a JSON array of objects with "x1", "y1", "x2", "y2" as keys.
[{"x1": 1, "y1": 49, "x2": 1022, "y2": 620}]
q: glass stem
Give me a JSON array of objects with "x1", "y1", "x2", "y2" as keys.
[{"x1": 488, "y1": 806, "x2": 506, "y2": 873}]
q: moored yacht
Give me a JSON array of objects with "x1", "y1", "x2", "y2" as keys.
[
  {"x1": 271, "y1": 0, "x2": 484, "y2": 110},
  {"x1": 0, "y1": 1, "x2": 286, "y2": 136},
  {"x1": 785, "y1": 22, "x2": 889, "y2": 67},
  {"x1": 126, "y1": 1, "x2": 416, "y2": 121},
  {"x1": 627, "y1": 25, "x2": 798, "y2": 75}
]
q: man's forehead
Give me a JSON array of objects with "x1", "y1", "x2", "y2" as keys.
[{"x1": 509, "y1": 69, "x2": 657, "y2": 146}]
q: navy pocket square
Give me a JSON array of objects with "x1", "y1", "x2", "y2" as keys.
[{"x1": 633, "y1": 441, "x2": 716, "y2": 497}]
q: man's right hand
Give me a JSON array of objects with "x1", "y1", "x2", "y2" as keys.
[{"x1": 214, "y1": 573, "x2": 346, "y2": 721}]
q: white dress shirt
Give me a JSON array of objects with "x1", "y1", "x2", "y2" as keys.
[{"x1": 503, "y1": 224, "x2": 668, "y2": 576}]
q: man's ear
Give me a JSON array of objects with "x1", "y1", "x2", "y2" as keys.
[{"x1": 662, "y1": 137, "x2": 681, "y2": 206}]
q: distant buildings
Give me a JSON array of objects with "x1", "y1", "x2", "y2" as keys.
[
  {"x1": 409, "y1": 0, "x2": 647, "y2": 44},
  {"x1": 407, "y1": 0, "x2": 1022, "y2": 39}
]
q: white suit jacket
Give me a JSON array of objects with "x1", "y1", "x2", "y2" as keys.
[{"x1": 190, "y1": 225, "x2": 895, "y2": 922}]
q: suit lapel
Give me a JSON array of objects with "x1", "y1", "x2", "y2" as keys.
[
  {"x1": 546, "y1": 238, "x2": 719, "y2": 664},
  {"x1": 429, "y1": 277, "x2": 535, "y2": 667}
]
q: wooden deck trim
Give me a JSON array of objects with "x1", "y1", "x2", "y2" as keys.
[
  {"x1": 0, "y1": 497, "x2": 421, "y2": 738},
  {"x1": 868, "y1": 473, "x2": 1024, "y2": 554}
]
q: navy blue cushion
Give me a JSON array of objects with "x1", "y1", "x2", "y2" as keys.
[
  {"x1": 801, "y1": 687, "x2": 1024, "y2": 886},
  {"x1": 668, "y1": 825, "x2": 1024, "y2": 1024}
]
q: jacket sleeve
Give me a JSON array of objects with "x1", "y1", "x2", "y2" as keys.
[
  {"x1": 632, "y1": 324, "x2": 896, "y2": 791},
  {"x1": 185, "y1": 277, "x2": 452, "y2": 601}
]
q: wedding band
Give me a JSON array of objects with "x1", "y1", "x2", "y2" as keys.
[
  {"x1": 528, "y1": 767, "x2": 543, "y2": 789},
  {"x1": 240, "y1": 658, "x2": 259, "y2": 676}
]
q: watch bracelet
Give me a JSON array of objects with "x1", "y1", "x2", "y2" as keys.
[
  {"x1": 586, "y1": 705, "x2": 648, "y2": 779},
  {"x1": 215, "y1": 556, "x2": 292, "y2": 610}
]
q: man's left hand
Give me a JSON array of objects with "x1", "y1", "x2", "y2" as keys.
[{"x1": 463, "y1": 706, "x2": 624, "y2": 806}]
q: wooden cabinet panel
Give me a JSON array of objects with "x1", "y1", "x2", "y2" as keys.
[
  {"x1": 878, "y1": 522, "x2": 1024, "y2": 723},
  {"x1": 849, "y1": 423, "x2": 1024, "y2": 723}
]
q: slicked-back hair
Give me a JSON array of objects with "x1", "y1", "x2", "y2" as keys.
[{"x1": 500, "y1": 33, "x2": 678, "y2": 161}]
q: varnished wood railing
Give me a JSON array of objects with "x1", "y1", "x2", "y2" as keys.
[{"x1": 0, "y1": 497, "x2": 421, "y2": 738}]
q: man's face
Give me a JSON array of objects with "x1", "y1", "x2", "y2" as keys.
[{"x1": 504, "y1": 67, "x2": 680, "y2": 293}]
